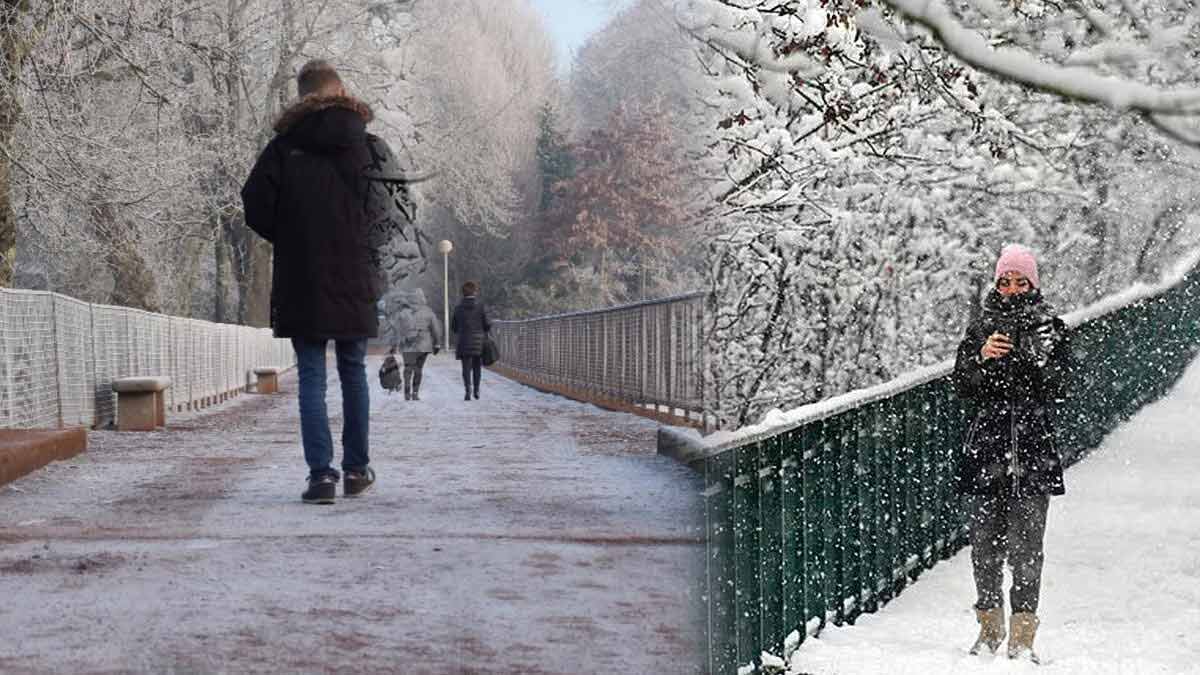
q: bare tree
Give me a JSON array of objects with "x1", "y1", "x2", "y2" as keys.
[
  {"x1": 1, "y1": 0, "x2": 424, "y2": 321},
  {"x1": 410, "y1": 0, "x2": 556, "y2": 238}
]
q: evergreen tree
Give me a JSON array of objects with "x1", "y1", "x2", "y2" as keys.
[{"x1": 535, "y1": 103, "x2": 575, "y2": 215}]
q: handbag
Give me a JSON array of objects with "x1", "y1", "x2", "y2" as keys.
[
  {"x1": 481, "y1": 334, "x2": 500, "y2": 366},
  {"x1": 378, "y1": 354, "x2": 402, "y2": 392}
]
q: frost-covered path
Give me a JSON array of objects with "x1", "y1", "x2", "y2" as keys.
[
  {"x1": 0, "y1": 354, "x2": 704, "y2": 674},
  {"x1": 782, "y1": 358, "x2": 1200, "y2": 675}
]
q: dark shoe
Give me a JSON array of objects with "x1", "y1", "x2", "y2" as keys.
[
  {"x1": 302, "y1": 474, "x2": 337, "y2": 504},
  {"x1": 412, "y1": 392, "x2": 420, "y2": 401},
  {"x1": 344, "y1": 467, "x2": 376, "y2": 498},
  {"x1": 473, "y1": 388, "x2": 480, "y2": 400},
  {"x1": 464, "y1": 391, "x2": 471, "y2": 401},
  {"x1": 403, "y1": 387, "x2": 411, "y2": 400}
]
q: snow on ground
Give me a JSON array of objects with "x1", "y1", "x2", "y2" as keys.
[
  {"x1": 782, "y1": 357, "x2": 1200, "y2": 675},
  {"x1": 0, "y1": 354, "x2": 705, "y2": 674}
]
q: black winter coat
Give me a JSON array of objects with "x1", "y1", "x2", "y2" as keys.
[
  {"x1": 953, "y1": 289, "x2": 1072, "y2": 497},
  {"x1": 241, "y1": 94, "x2": 395, "y2": 340},
  {"x1": 451, "y1": 296, "x2": 490, "y2": 359}
]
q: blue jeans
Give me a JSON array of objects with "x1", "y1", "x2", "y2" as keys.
[{"x1": 292, "y1": 338, "x2": 370, "y2": 480}]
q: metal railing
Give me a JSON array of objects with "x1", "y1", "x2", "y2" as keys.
[
  {"x1": 700, "y1": 256, "x2": 1200, "y2": 673},
  {"x1": 0, "y1": 288, "x2": 296, "y2": 430},
  {"x1": 490, "y1": 292, "x2": 708, "y2": 425}
]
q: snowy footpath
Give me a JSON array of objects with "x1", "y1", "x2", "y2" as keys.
[
  {"x1": 0, "y1": 354, "x2": 705, "y2": 674},
  {"x1": 783, "y1": 358, "x2": 1200, "y2": 675}
]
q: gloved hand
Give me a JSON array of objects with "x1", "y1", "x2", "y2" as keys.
[{"x1": 1024, "y1": 318, "x2": 1063, "y2": 368}]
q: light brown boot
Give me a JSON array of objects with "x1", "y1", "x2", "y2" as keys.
[
  {"x1": 969, "y1": 607, "x2": 1006, "y2": 655},
  {"x1": 1007, "y1": 611, "x2": 1040, "y2": 663}
]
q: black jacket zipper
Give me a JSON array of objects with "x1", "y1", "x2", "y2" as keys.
[{"x1": 1010, "y1": 406, "x2": 1020, "y2": 497}]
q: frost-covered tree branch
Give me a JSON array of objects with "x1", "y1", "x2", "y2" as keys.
[
  {"x1": 676, "y1": 0, "x2": 1200, "y2": 429},
  {"x1": 409, "y1": 0, "x2": 556, "y2": 237},
  {"x1": 2, "y1": 0, "x2": 426, "y2": 319},
  {"x1": 877, "y1": 0, "x2": 1200, "y2": 146}
]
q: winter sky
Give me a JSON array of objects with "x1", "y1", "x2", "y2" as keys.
[{"x1": 529, "y1": 0, "x2": 631, "y2": 70}]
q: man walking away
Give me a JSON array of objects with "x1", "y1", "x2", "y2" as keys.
[{"x1": 241, "y1": 59, "x2": 390, "y2": 504}]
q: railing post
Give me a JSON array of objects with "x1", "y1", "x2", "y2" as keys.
[
  {"x1": 88, "y1": 303, "x2": 98, "y2": 428},
  {"x1": 601, "y1": 313, "x2": 608, "y2": 401},
  {"x1": 640, "y1": 304, "x2": 647, "y2": 405},
  {"x1": 50, "y1": 294, "x2": 63, "y2": 428}
]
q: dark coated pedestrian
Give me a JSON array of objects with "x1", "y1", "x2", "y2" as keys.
[
  {"x1": 451, "y1": 280, "x2": 491, "y2": 401},
  {"x1": 242, "y1": 59, "x2": 406, "y2": 504},
  {"x1": 953, "y1": 243, "x2": 1073, "y2": 663}
]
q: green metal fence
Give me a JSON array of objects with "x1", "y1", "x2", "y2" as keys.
[{"x1": 701, "y1": 257, "x2": 1200, "y2": 673}]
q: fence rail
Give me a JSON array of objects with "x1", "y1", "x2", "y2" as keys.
[
  {"x1": 490, "y1": 292, "x2": 707, "y2": 426},
  {"x1": 700, "y1": 256, "x2": 1200, "y2": 673},
  {"x1": 1, "y1": 288, "x2": 296, "y2": 430}
]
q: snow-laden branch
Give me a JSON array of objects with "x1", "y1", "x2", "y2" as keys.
[
  {"x1": 700, "y1": 29, "x2": 826, "y2": 78},
  {"x1": 875, "y1": 0, "x2": 1200, "y2": 145}
]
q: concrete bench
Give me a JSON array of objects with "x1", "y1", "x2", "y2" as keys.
[
  {"x1": 0, "y1": 429, "x2": 88, "y2": 488},
  {"x1": 253, "y1": 367, "x2": 282, "y2": 394},
  {"x1": 112, "y1": 376, "x2": 171, "y2": 431}
]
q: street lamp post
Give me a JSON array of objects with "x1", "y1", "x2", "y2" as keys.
[{"x1": 438, "y1": 240, "x2": 453, "y2": 354}]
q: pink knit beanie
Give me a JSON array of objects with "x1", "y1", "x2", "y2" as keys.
[{"x1": 994, "y1": 244, "x2": 1039, "y2": 288}]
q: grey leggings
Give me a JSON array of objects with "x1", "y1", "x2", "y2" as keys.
[
  {"x1": 966, "y1": 493, "x2": 1050, "y2": 614},
  {"x1": 402, "y1": 352, "x2": 428, "y2": 392}
]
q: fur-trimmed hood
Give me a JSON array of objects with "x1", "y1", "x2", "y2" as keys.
[
  {"x1": 274, "y1": 94, "x2": 373, "y2": 134},
  {"x1": 272, "y1": 94, "x2": 373, "y2": 155}
]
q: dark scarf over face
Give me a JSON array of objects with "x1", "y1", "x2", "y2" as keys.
[
  {"x1": 978, "y1": 287, "x2": 1059, "y2": 372},
  {"x1": 983, "y1": 286, "x2": 1041, "y2": 312},
  {"x1": 981, "y1": 287, "x2": 1054, "y2": 328}
]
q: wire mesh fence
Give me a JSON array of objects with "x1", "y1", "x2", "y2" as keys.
[
  {"x1": 0, "y1": 288, "x2": 295, "y2": 430},
  {"x1": 490, "y1": 292, "x2": 707, "y2": 426}
]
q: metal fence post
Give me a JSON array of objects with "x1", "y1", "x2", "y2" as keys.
[{"x1": 50, "y1": 294, "x2": 63, "y2": 428}]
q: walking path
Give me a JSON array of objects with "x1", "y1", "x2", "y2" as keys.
[{"x1": 0, "y1": 354, "x2": 704, "y2": 674}]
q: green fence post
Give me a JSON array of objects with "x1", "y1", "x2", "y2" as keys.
[
  {"x1": 935, "y1": 381, "x2": 962, "y2": 558},
  {"x1": 824, "y1": 416, "x2": 845, "y2": 626},
  {"x1": 838, "y1": 413, "x2": 862, "y2": 624},
  {"x1": 759, "y1": 435, "x2": 786, "y2": 657},
  {"x1": 882, "y1": 396, "x2": 904, "y2": 600},
  {"x1": 781, "y1": 429, "x2": 805, "y2": 655},
  {"x1": 706, "y1": 452, "x2": 738, "y2": 674},
  {"x1": 919, "y1": 387, "x2": 938, "y2": 572},
  {"x1": 802, "y1": 420, "x2": 828, "y2": 635},
  {"x1": 858, "y1": 405, "x2": 879, "y2": 614},
  {"x1": 734, "y1": 443, "x2": 763, "y2": 667}
]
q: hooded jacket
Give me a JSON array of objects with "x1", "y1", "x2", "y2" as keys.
[
  {"x1": 241, "y1": 94, "x2": 388, "y2": 339},
  {"x1": 953, "y1": 289, "x2": 1072, "y2": 497},
  {"x1": 391, "y1": 290, "x2": 442, "y2": 354}
]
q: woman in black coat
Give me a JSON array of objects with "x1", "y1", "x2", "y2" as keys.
[
  {"x1": 451, "y1": 280, "x2": 491, "y2": 401},
  {"x1": 952, "y1": 244, "x2": 1072, "y2": 664}
]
